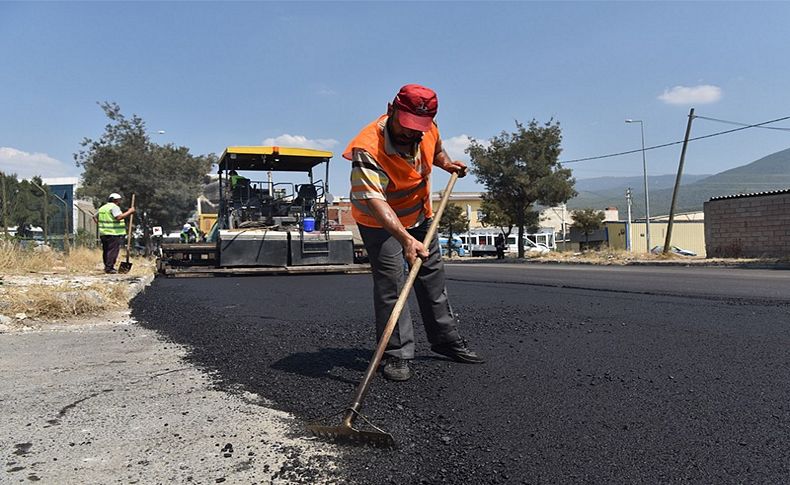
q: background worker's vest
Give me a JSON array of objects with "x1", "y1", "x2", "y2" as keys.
[
  {"x1": 230, "y1": 175, "x2": 248, "y2": 189},
  {"x1": 180, "y1": 228, "x2": 198, "y2": 243},
  {"x1": 97, "y1": 203, "x2": 126, "y2": 236},
  {"x1": 343, "y1": 115, "x2": 439, "y2": 228}
]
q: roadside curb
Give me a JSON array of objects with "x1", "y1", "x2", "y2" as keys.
[
  {"x1": 444, "y1": 257, "x2": 790, "y2": 270},
  {"x1": 125, "y1": 273, "x2": 155, "y2": 300}
]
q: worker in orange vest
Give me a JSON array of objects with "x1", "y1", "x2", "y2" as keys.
[{"x1": 344, "y1": 84, "x2": 484, "y2": 382}]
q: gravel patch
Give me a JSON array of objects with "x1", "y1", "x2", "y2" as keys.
[{"x1": 1, "y1": 317, "x2": 340, "y2": 484}]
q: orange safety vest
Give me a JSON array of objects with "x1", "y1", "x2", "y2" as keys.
[{"x1": 343, "y1": 115, "x2": 439, "y2": 228}]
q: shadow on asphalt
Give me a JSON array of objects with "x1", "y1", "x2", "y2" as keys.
[{"x1": 270, "y1": 347, "x2": 370, "y2": 385}]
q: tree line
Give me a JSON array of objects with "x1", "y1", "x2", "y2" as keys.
[
  {"x1": 1, "y1": 102, "x2": 215, "y2": 248},
  {"x1": 0, "y1": 174, "x2": 61, "y2": 238},
  {"x1": 75, "y1": 102, "x2": 216, "y2": 248},
  {"x1": 440, "y1": 119, "x2": 605, "y2": 257},
  {"x1": 4, "y1": 103, "x2": 606, "y2": 254}
]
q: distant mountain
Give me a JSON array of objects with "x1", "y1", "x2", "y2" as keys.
[
  {"x1": 569, "y1": 174, "x2": 710, "y2": 216},
  {"x1": 574, "y1": 174, "x2": 710, "y2": 193},
  {"x1": 568, "y1": 147, "x2": 790, "y2": 217}
]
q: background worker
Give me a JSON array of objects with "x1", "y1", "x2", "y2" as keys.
[
  {"x1": 180, "y1": 223, "x2": 200, "y2": 243},
  {"x1": 95, "y1": 193, "x2": 135, "y2": 274},
  {"x1": 228, "y1": 170, "x2": 249, "y2": 189},
  {"x1": 495, "y1": 233, "x2": 506, "y2": 259},
  {"x1": 344, "y1": 83, "x2": 484, "y2": 382}
]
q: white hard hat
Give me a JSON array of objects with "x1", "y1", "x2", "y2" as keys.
[
  {"x1": 108, "y1": 193, "x2": 122, "y2": 201},
  {"x1": 183, "y1": 224, "x2": 191, "y2": 231}
]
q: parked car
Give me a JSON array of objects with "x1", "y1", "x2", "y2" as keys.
[
  {"x1": 525, "y1": 239, "x2": 551, "y2": 255},
  {"x1": 650, "y1": 245, "x2": 697, "y2": 257}
]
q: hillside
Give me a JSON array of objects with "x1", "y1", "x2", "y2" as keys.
[
  {"x1": 574, "y1": 174, "x2": 710, "y2": 193},
  {"x1": 568, "y1": 147, "x2": 790, "y2": 217}
]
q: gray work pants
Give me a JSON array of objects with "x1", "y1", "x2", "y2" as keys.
[{"x1": 359, "y1": 221, "x2": 461, "y2": 360}]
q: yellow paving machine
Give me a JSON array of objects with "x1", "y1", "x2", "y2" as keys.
[{"x1": 157, "y1": 146, "x2": 368, "y2": 277}]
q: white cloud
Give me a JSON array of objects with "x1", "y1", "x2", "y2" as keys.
[
  {"x1": 658, "y1": 85, "x2": 723, "y2": 105},
  {"x1": 442, "y1": 134, "x2": 490, "y2": 162},
  {"x1": 442, "y1": 135, "x2": 473, "y2": 161},
  {"x1": 0, "y1": 147, "x2": 75, "y2": 179},
  {"x1": 261, "y1": 134, "x2": 339, "y2": 151}
]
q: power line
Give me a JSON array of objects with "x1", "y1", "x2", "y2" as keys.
[
  {"x1": 561, "y1": 114, "x2": 790, "y2": 164},
  {"x1": 694, "y1": 115, "x2": 790, "y2": 131}
]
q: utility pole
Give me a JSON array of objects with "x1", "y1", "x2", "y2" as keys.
[
  {"x1": 466, "y1": 204, "x2": 472, "y2": 257},
  {"x1": 664, "y1": 108, "x2": 696, "y2": 254},
  {"x1": 1, "y1": 171, "x2": 8, "y2": 237},
  {"x1": 625, "y1": 119, "x2": 651, "y2": 251},
  {"x1": 625, "y1": 187, "x2": 633, "y2": 252},
  {"x1": 561, "y1": 203, "x2": 567, "y2": 251}
]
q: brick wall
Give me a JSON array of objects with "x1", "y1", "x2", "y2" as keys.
[{"x1": 704, "y1": 192, "x2": 790, "y2": 258}]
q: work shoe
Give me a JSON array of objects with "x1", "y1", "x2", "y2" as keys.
[
  {"x1": 104, "y1": 268, "x2": 117, "y2": 274},
  {"x1": 431, "y1": 339, "x2": 485, "y2": 364},
  {"x1": 382, "y1": 357, "x2": 413, "y2": 381}
]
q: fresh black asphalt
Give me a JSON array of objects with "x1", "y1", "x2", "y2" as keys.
[{"x1": 131, "y1": 264, "x2": 790, "y2": 484}]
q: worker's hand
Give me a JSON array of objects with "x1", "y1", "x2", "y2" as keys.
[
  {"x1": 402, "y1": 236, "x2": 429, "y2": 267},
  {"x1": 128, "y1": 207, "x2": 137, "y2": 214},
  {"x1": 443, "y1": 160, "x2": 468, "y2": 178}
]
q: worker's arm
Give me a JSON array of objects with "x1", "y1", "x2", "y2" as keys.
[
  {"x1": 432, "y1": 138, "x2": 467, "y2": 177},
  {"x1": 114, "y1": 206, "x2": 136, "y2": 221},
  {"x1": 364, "y1": 198, "x2": 428, "y2": 267}
]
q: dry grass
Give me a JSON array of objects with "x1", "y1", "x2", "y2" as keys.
[
  {"x1": 535, "y1": 248, "x2": 701, "y2": 265},
  {"x1": 0, "y1": 240, "x2": 153, "y2": 276},
  {"x1": 0, "y1": 240, "x2": 58, "y2": 273},
  {"x1": 0, "y1": 240, "x2": 154, "y2": 323},
  {"x1": 1, "y1": 282, "x2": 130, "y2": 319}
]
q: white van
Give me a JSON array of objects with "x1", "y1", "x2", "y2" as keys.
[{"x1": 460, "y1": 230, "x2": 555, "y2": 256}]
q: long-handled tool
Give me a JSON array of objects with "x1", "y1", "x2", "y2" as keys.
[
  {"x1": 308, "y1": 172, "x2": 460, "y2": 448},
  {"x1": 118, "y1": 193, "x2": 136, "y2": 274}
]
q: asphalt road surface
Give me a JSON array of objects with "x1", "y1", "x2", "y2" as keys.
[{"x1": 131, "y1": 263, "x2": 790, "y2": 484}]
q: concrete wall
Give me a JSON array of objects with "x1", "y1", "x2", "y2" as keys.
[
  {"x1": 607, "y1": 221, "x2": 706, "y2": 256},
  {"x1": 704, "y1": 192, "x2": 790, "y2": 258}
]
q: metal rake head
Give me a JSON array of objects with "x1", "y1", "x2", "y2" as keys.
[
  {"x1": 307, "y1": 409, "x2": 396, "y2": 448},
  {"x1": 308, "y1": 423, "x2": 395, "y2": 448}
]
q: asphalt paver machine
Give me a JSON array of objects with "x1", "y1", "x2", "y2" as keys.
[{"x1": 158, "y1": 146, "x2": 368, "y2": 276}]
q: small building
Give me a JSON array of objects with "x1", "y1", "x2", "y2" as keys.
[
  {"x1": 607, "y1": 220, "x2": 706, "y2": 256},
  {"x1": 40, "y1": 177, "x2": 98, "y2": 238},
  {"x1": 430, "y1": 191, "x2": 485, "y2": 228},
  {"x1": 704, "y1": 189, "x2": 790, "y2": 258}
]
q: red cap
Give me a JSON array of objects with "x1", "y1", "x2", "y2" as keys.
[{"x1": 392, "y1": 84, "x2": 438, "y2": 132}]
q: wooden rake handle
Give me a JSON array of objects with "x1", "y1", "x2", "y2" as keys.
[
  {"x1": 125, "y1": 193, "x2": 136, "y2": 260},
  {"x1": 342, "y1": 172, "x2": 460, "y2": 427}
]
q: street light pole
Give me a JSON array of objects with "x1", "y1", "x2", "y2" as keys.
[
  {"x1": 625, "y1": 187, "x2": 633, "y2": 252},
  {"x1": 625, "y1": 119, "x2": 651, "y2": 252}
]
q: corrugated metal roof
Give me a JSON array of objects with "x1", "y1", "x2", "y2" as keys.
[{"x1": 709, "y1": 188, "x2": 790, "y2": 201}]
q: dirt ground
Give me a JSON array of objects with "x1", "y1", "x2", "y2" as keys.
[{"x1": 1, "y1": 303, "x2": 339, "y2": 484}]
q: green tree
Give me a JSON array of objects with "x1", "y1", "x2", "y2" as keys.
[
  {"x1": 0, "y1": 173, "x2": 58, "y2": 239},
  {"x1": 438, "y1": 203, "x2": 469, "y2": 257},
  {"x1": 478, "y1": 196, "x2": 514, "y2": 238},
  {"x1": 74, "y1": 102, "x2": 215, "y2": 248},
  {"x1": 468, "y1": 120, "x2": 576, "y2": 258},
  {"x1": 478, "y1": 196, "x2": 540, "y2": 240},
  {"x1": 572, "y1": 208, "x2": 605, "y2": 249}
]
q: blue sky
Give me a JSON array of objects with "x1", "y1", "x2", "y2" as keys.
[{"x1": 2, "y1": 1, "x2": 789, "y2": 197}]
